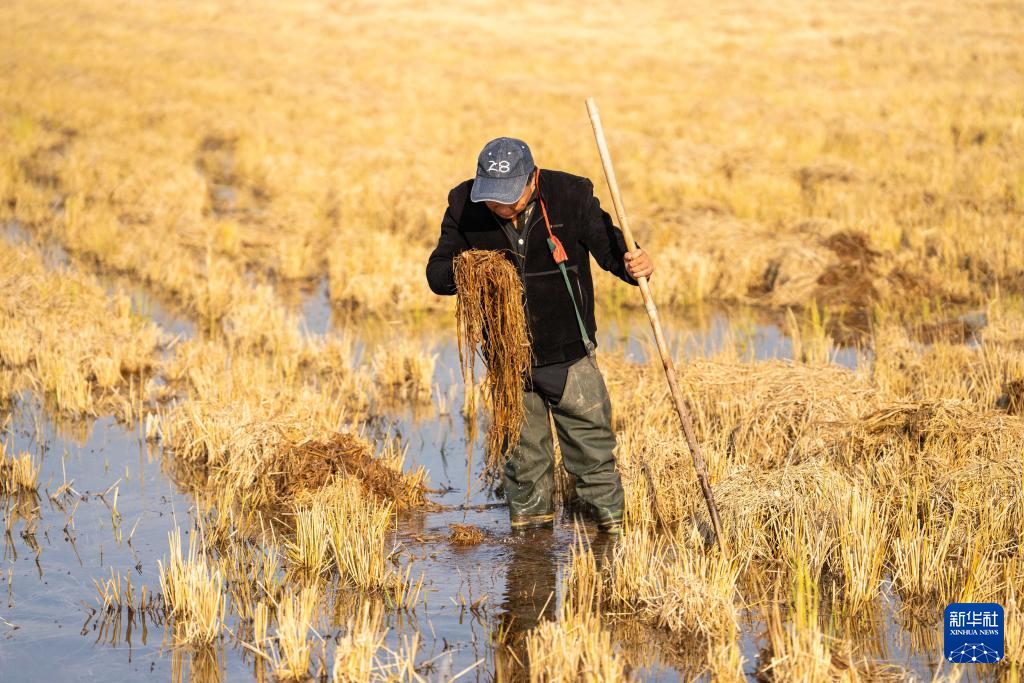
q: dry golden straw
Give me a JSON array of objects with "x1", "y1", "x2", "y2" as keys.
[{"x1": 454, "y1": 250, "x2": 531, "y2": 479}]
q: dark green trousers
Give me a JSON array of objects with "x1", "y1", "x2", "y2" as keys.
[{"x1": 503, "y1": 355, "x2": 625, "y2": 528}]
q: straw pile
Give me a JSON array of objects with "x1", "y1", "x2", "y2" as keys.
[
  {"x1": 447, "y1": 523, "x2": 486, "y2": 546},
  {"x1": 165, "y1": 404, "x2": 427, "y2": 510},
  {"x1": 454, "y1": 250, "x2": 531, "y2": 479},
  {"x1": 280, "y1": 433, "x2": 428, "y2": 510}
]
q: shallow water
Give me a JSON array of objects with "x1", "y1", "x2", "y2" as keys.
[
  {"x1": 0, "y1": 268, "x2": 995, "y2": 682},
  {"x1": 362, "y1": 322, "x2": 977, "y2": 682},
  {"x1": 96, "y1": 273, "x2": 196, "y2": 342},
  {"x1": 1, "y1": 220, "x2": 194, "y2": 340},
  {"x1": 0, "y1": 402, "x2": 196, "y2": 679},
  {"x1": 2, "y1": 219, "x2": 70, "y2": 270},
  {"x1": 0, "y1": 397, "x2": 983, "y2": 681}
]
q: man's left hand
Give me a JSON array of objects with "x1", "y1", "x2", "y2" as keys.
[{"x1": 624, "y1": 248, "x2": 653, "y2": 280}]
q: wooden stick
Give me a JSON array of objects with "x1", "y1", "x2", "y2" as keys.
[{"x1": 586, "y1": 98, "x2": 728, "y2": 551}]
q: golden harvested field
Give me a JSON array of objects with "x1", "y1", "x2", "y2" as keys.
[
  {"x1": 4, "y1": 0, "x2": 1022, "y2": 321},
  {"x1": 1, "y1": 0, "x2": 1023, "y2": 680}
]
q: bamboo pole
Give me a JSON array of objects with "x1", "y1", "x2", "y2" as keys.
[{"x1": 586, "y1": 98, "x2": 728, "y2": 551}]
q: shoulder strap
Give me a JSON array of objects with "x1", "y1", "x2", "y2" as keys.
[{"x1": 535, "y1": 169, "x2": 594, "y2": 356}]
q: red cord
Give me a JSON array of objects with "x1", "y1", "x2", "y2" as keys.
[{"x1": 535, "y1": 169, "x2": 568, "y2": 264}]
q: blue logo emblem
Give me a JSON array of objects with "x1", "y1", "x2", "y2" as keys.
[{"x1": 944, "y1": 603, "x2": 1004, "y2": 663}]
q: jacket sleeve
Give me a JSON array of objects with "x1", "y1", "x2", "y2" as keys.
[
  {"x1": 577, "y1": 178, "x2": 638, "y2": 286},
  {"x1": 426, "y1": 190, "x2": 470, "y2": 295}
]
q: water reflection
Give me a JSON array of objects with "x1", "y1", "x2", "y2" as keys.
[{"x1": 494, "y1": 527, "x2": 558, "y2": 682}]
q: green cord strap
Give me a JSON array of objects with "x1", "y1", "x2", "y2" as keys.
[{"x1": 548, "y1": 238, "x2": 594, "y2": 353}]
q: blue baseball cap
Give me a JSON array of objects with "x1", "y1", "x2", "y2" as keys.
[{"x1": 469, "y1": 137, "x2": 535, "y2": 204}]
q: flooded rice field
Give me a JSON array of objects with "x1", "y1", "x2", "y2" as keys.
[
  {"x1": 4, "y1": 0, "x2": 1023, "y2": 676},
  {"x1": 0, "y1": 257, "x2": 995, "y2": 682}
]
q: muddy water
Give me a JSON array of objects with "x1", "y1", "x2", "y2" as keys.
[{"x1": 0, "y1": 269, "x2": 983, "y2": 681}]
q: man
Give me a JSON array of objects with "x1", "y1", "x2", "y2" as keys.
[{"x1": 426, "y1": 137, "x2": 653, "y2": 533}]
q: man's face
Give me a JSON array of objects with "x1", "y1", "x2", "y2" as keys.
[{"x1": 485, "y1": 176, "x2": 536, "y2": 220}]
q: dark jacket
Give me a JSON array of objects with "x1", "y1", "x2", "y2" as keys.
[{"x1": 426, "y1": 169, "x2": 638, "y2": 365}]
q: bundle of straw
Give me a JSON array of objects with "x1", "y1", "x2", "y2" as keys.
[{"x1": 454, "y1": 250, "x2": 532, "y2": 481}]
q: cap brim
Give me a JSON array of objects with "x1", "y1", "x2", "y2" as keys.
[{"x1": 470, "y1": 173, "x2": 530, "y2": 204}]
